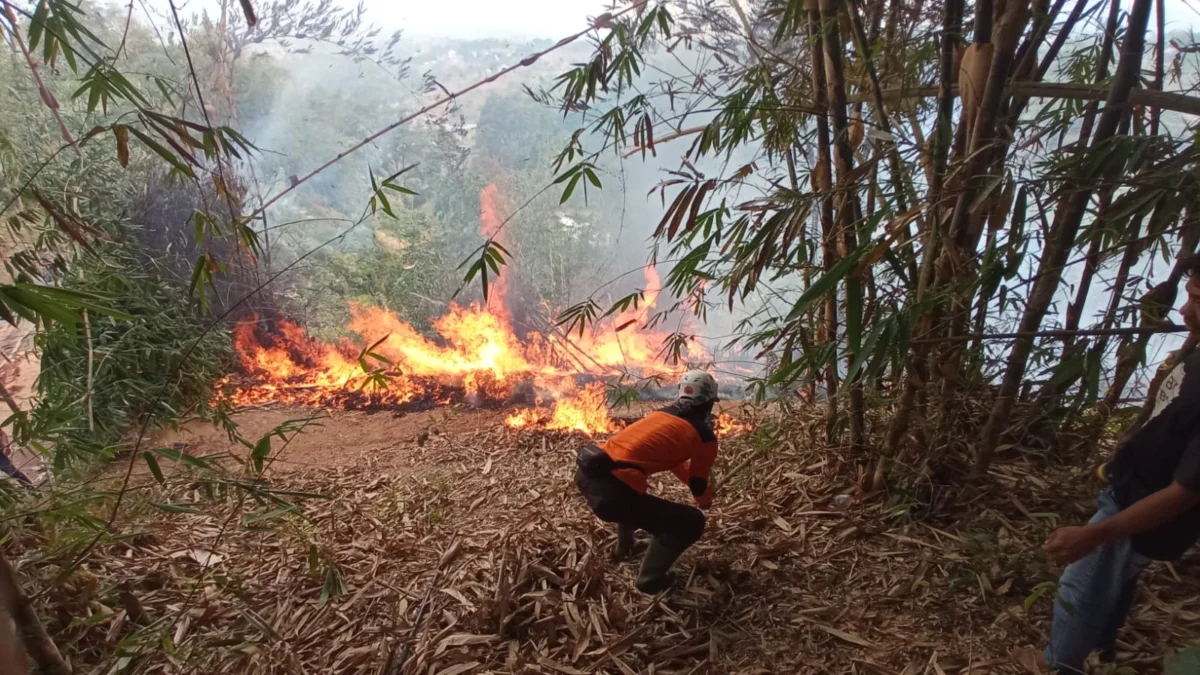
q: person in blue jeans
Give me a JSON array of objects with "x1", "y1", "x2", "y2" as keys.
[
  {"x1": 0, "y1": 428, "x2": 32, "y2": 487},
  {"x1": 1016, "y1": 258, "x2": 1200, "y2": 673}
]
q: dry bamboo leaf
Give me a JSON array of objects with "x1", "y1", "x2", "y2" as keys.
[
  {"x1": 113, "y1": 125, "x2": 130, "y2": 167},
  {"x1": 537, "y1": 656, "x2": 588, "y2": 674},
  {"x1": 958, "y1": 43, "x2": 994, "y2": 139},
  {"x1": 169, "y1": 549, "x2": 225, "y2": 566},
  {"x1": 593, "y1": 626, "x2": 647, "y2": 657},
  {"x1": 438, "y1": 633, "x2": 498, "y2": 649},
  {"x1": 105, "y1": 611, "x2": 127, "y2": 644},
  {"x1": 799, "y1": 617, "x2": 876, "y2": 648},
  {"x1": 849, "y1": 108, "x2": 864, "y2": 148},
  {"x1": 173, "y1": 616, "x2": 191, "y2": 645},
  {"x1": 434, "y1": 661, "x2": 480, "y2": 675},
  {"x1": 927, "y1": 651, "x2": 946, "y2": 675},
  {"x1": 441, "y1": 588, "x2": 476, "y2": 611},
  {"x1": 440, "y1": 539, "x2": 463, "y2": 568},
  {"x1": 608, "y1": 653, "x2": 638, "y2": 675}
]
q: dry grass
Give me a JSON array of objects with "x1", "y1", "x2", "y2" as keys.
[{"x1": 11, "y1": 403, "x2": 1200, "y2": 674}]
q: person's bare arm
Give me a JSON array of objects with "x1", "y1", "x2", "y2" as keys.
[{"x1": 1045, "y1": 482, "x2": 1200, "y2": 563}]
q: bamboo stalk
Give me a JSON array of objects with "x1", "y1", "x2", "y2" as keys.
[
  {"x1": 0, "y1": 597, "x2": 28, "y2": 675},
  {"x1": 818, "y1": 0, "x2": 866, "y2": 453},
  {"x1": 804, "y1": 3, "x2": 840, "y2": 443},
  {"x1": 974, "y1": 0, "x2": 1157, "y2": 475},
  {"x1": 1150, "y1": 0, "x2": 1165, "y2": 136},
  {"x1": 0, "y1": 548, "x2": 70, "y2": 675},
  {"x1": 877, "y1": 0, "x2": 964, "y2": 488},
  {"x1": 845, "y1": 0, "x2": 911, "y2": 213},
  {"x1": 83, "y1": 309, "x2": 94, "y2": 433},
  {"x1": 1075, "y1": 0, "x2": 1123, "y2": 145},
  {"x1": 935, "y1": 0, "x2": 1031, "y2": 423}
]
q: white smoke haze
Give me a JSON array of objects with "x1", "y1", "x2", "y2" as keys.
[
  {"x1": 118, "y1": 0, "x2": 776, "y2": 392},
  {"x1": 113, "y1": 0, "x2": 1200, "y2": 397}
]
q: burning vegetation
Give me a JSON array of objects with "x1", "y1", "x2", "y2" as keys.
[
  {"x1": 222, "y1": 297, "x2": 735, "y2": 435},
  {"x1": 220, "y1": 188, "x2": 738, "y2": 435}
]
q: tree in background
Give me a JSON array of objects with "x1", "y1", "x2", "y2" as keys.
[{"x1": 542, "y1": 0, "x2": 1200, "y2": 489}]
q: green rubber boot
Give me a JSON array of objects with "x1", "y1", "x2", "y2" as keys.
[
  {"x1": 615, "y1": 524, "x2": 635, "y2": 560},
  {"x1": 614, "y1": 524, "x2": 648, "y2": 561},
  {"x1": 635, "y1": 537, "x2": 683, "y2": 594}
]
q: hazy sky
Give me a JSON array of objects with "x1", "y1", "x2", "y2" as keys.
[
  {"x1": 335, "y1": 0, "x2": 1200, "y2": 38},
  {"x1": 366, "y1": 0, "x2": 612, "y2": 39},
  {"x1": 163, "y1": 0, "x2": 1200, "y2": 40},
  {"x1": 167, "y1": 0, "x2": 612, "y2": 39}
]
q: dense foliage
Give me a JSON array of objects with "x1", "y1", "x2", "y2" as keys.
[{"x1": 540, "y1": 0, "x2": 1200, "y2": 483}]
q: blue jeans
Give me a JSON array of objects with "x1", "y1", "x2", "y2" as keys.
[
  {"x1": 1045, "y1": 488, "x2": 1149, "y2": 672},
  {"x1": 0, "y1": 453, "x2": 31, "y2": 486}
]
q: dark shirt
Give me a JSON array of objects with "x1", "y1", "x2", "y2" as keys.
[{"x1": 1109, "y1": 350, "x2": 1200, "y2": 560}]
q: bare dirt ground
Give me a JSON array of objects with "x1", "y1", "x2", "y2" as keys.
[
  {"x1": 149, "y1": 400, "x2": 736, "y2": 471},
  {"x1": 25, "y1": 403, "x2": 1200, "y2": 674},
  {"x1": 154, "y1": 405, "x2": 515, "y2": 471}
]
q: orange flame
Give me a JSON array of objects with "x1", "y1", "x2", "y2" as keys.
[
  {"x1": 504, "y1": 383, "x2": 616, "y2": 434},
  {"x1": 225, "y1": 185, "x2": 716, "y2": 434},
  {"x1": 478, "y1": 184, "x2": 511, "y2": 323},
  {"x1": 714, "y1": 412, "x2": 753, "y2": 438}
]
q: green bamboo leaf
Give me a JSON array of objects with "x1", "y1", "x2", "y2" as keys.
[
  {"x1": 27, "y1": 1, "x2": 49, "y2": 50},
  {"x1": 319, "y1": 563, "x2": 347, "y2": 607},
  {"x1": 128, "y1": 127, "x2": 195, "y2": 178},
  {"x1": 156, "y1": 503, "x2": 201, "y2": 514},
  {"x1": 846, "y1": 319, "x2": 893, "y2": 383},
  {"x1": 154, "y1": 447, "x2": 213, "y2": 469},
  {"x1": 784, "y1": 240, "x2": 874, "y2": 323},
  {"x1": 1045, "y1": 350, "x2": 1087, "y2": 390},
  {"x1": 601, "y1": 291, "x2": 643, "y2": 318},
  {"x1": 58, "y1": 33, "x2": 77, "y2": 72},
  {"x1": 1166, "y1": 646, "x2": 1200, "y2": 675},
  {"x1": 560, "y1": 174, "x2": 582, "y2": 204},
  {"x1": 142, "y1": 451, "x2": 165, "y2": 485},
  {"x1": 244, "y1": 506, "x2": 300, "y2": 525},
  {"x1": 584, "y1": 167, "x2": 602, "y2": 188},
  {"x1": 251, "y1": 436, "x2": 270, "y2": 475}
]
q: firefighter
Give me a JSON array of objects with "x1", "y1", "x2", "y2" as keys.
[{"x1": 574, "y1": 370, "x2": 719, "y2": 593}]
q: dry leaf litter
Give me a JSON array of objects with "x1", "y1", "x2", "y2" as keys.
[{"x1": 12, "y1": 404, "x2": 1200, "y2": 675}]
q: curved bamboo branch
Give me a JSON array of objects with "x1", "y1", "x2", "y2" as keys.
[
  {"x1": 0, "y1": 548, "x2": 69, "y2": 675},
  {"x1": 851, "y1": 81, "x2": 1200, "y2": 117}
]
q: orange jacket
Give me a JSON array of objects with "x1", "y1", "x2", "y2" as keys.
[{"x1": 601, "y1": 403, "x2": 718, "y2": 507}]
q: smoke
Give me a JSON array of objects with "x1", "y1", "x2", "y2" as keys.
[{"x1": 216, "y1": 26, "x2": 767, "y2": 385}]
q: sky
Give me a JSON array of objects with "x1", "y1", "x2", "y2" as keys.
[
  {"x1": 162, "y1": 0, "x2": 1200, "y2": 40},
  {"x1": 364, "y1": 0, "x2": 612, "y2": 39},
  {"x1": 303, "y1": 0, "x2": 1200, "y2": 39},
  {"x1": 165, "y1": 0, "x2": 612, "y2": 39}
]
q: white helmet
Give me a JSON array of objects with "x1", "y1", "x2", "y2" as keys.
[{"x1": 678, "y1": 370, "x2": 719, "y2": 403}]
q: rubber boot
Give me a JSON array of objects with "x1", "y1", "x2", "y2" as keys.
[
  {"x1": 635, "y1": 537, "x2": 683, "y2": 594},
  {"x1": 614, "y1": 524, "x2": 648, "y2": 561},
  {"x1": 615, "y1": 524, "x2": 635, "y2": 560}
]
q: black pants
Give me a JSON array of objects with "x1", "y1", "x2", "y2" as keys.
[{"x1": 574, "y1": 445, "x2": 704, "y2": 552}]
